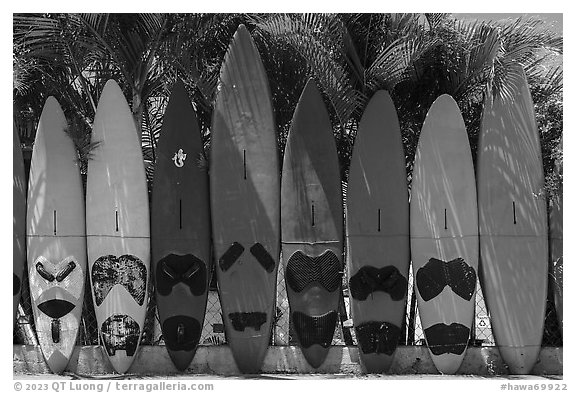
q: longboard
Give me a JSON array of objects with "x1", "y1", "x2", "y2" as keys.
[
  {"x1": 152, "y1": 81, "x2": 211, "y2": 371},
  {"x1": 14, "y1": 121, "x2": 26, "y2": 325},
  {"x1": 86, "y1": 80, "x2": 150, "y2": 374},
  {"x1": 210, "y1": 24, "x2": 280, "y2": 374},
  {"x1": 549, "y1": 139, "x2": 562, "y2": 336},
  {"x1": 346, "y1": 91, "x2": 410, "y2": 373},
  {"x1": 281, "y1": 79, "x2": 343, "y2": 369},
  {"x1": 477, "y1": 65, "x2": 548, "y2": 374},
  {"x1": 26, "y1": 97, "x2": 86, "y2": 373},
  {"x1": 410, "y1": 94, "x2": 478, "y2": 374}
]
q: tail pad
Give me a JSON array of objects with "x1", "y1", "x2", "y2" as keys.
[
  {"x1": 162, "y1": 315, "x2": 201, "y2": 351},
  {"x1": 292, "y1": 310, "x2": 338, "y2": 349},
  {"x1": 101, "y1": 314, "x2": 141, "y2": 357},
  {"x1": 424, "y1": 322, "x2": 470, "y2": 356},
  {"x1": 286, "y1": 250, "x2": 341, "y2": 293},
  {"x1": 416, "y1": 257, "x2": 476, "y2": 302},
  {"x1": 355, "y1": 321, "x2": 401, "y2": 355},
  {"x1": 228, "y1": 312, "x2": 267, "y2": 332}
]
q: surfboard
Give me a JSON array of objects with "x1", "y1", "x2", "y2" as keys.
[
  {"x1": 549, "y1": 139, "x2": 562, "y2": 336},
  {"x1": 477, "y1": 65, "x2": 548, "y2": 374},
  {"x1": 410, "y1": 94, "x2": 478, "y2": 374},
  {"x1": 86, "y1": 80, "x2": 150, "y2": 374},
  {"x1": 26, "y1": 97, "x2": 86, "y2": 374},
  {"x1": 14, "y1": 121, "x2": 26, "y2": 325},
  {"x1": 346, "y1": 91, "x2": 410, "y2": 373},
  {"x1": 281, "y1": 79, "x2": 343, "y2": 369},
  {"x1": 152, "y1": 80, "x2": 211, "y2": 371},
  {"x1": 210, "y1": 24, "x2": 280, "y2": 374}
]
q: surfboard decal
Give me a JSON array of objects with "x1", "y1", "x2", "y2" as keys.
[
  {"x1": 285, "y1": 250, "x2": 342, "y2": 293},
  {"x1": 228, "y1": 312, "x2": 267, "y2": 332},
  {"x1": 349, "y1": 266, "x2": 408, "y2": 301},
  {"x1": 162, "y1": 315, "x2": 201, "y2": 351},
  {"x1": 156, "y1": 254, "x2": 207, "y2": 297},
  {"x1": 424, "y1": 323, "x2": 470, "y2": 356},
  {"x1": 416, "y1": 258, "x2": 476, "y2": 302},
  {"x1": 249, "y1": 243, "x2": 276, "y2": 273},
  {"x1": 92, "y1": 255, "x2": 147, "y2": 307},
  {"x1": 171, "y1": 148, "x2": 187, "y2": 167},
  {"x1": 101, "y1": 314, "x2": 140, "y2": 357},
  {"x1": 37, "y1": 299, "x2": 76, "y2": 319},
  {"x1": 218, "y1": 242, "x2": 245, "y2": 272},
  {"x1": 355, "y1": 321, "x2": 402, "y2": 355},
  {"x1": 292, "y1": 310, "x2": 338, "y2": 348},
  {"x1": 13, "y1": 274, "x2": 21, "y2": 296}
]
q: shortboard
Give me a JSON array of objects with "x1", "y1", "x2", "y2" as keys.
[
  {"x1": 410, "y1": 94, "x2": 478, "y2": 374},
  {"x1": 86, "y1": 80, "x2": 150, "y2": 374},
  {"x1": 152, "y1": 80, "x2": 211, "y2": 371},
  {"x1": 346, "y1": 91, "x2": 410, "y2": 373},
  {"x1": 281, "y1": 79, "x2": 343, "y2": 369},
  {"x1": 210, "y1": 24, "x2": 280, "y2": 374},
  {"x1": 26, "y1": 97, "x2": 86, "y2": 373},
  {"x1": 14, "y1": 121, "x2": 26, "y2": 325},
  {"x1": 477, "y1": 65, "x2": 548, "y2": 374}
]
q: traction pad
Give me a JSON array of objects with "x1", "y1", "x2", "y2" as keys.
[
  {"x1": 416, "y1": 257, "x2": 476, "y2": 302},
  {"x1": 349, "y1": 265, "x2": 408, "y2": 301},
  {"x1": 37, "y1": 299, "x2": 76, "y2": 319},
  {"x1": 355, "y1": 321, "x2": 402, "y2": 355},
  {"x1": 156, "y1": 254, "x2": 207, "y2": 297},
  {"x1": 424, "y1": 322, "x2": 470, "y2": 356},
  {"x1": 228, "y1": 312, "x2": 267, "y2": 332},
  {"x1": 292, "y1": 310, "x2": 338, "y2": 348},
  {"x1": 286, "y1": 250, "x2": 341, "y2": 293},
  {"x1": 101, "y1": 314, "x2": 141, "y2": 357},
  {"x1": 219, "y1": 242, "x2": 276, "y2": 273},
  {"x1": 162, "y1": 315, "x2": 201, "y2": 351},
  {"x1": 92, "y1": 255, "x2": 147, "y2": 307}
]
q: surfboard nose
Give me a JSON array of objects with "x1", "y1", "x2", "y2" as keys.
[
  {"x1": 46, "y1": 350, "x2": 70, "y2": 374},
  {"x1": 302, "y1": 344, "x2": 330, "y2": 368},
  {"x1": 229, "y1": 336, "x2": 269, "y2": 374}
]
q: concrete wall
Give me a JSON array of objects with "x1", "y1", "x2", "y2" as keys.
[{"x1": 14, "y1": 345, "x2": 562, "y2": 376}]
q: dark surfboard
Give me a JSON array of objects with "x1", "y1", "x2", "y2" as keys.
[
  {"x1": 152, "y1": 81, "x2": 211, "y2": 371},
  {"x1": 346, "y1": 91, "x2": 410, "y2": 373},
  {"x1": 210, "y1": 24, "x2": 280, "y2": 374},
  {"x1": 281, "y1": 79, "x2": 343, "y2": 369}
]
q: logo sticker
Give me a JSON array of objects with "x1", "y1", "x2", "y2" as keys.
[{"x1": 172, "y1": 149, "x2": 187, "y2": 168}]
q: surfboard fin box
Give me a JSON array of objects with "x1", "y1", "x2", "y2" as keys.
[
  {"x1": 285, "y1": 250, "x2": 341, "y2": 293},
  {"x1": 228, "y1": 312, "x2": 267, "y2": 332},
  {"x1": 162, "y1": 315, "x2": 201, "y2": 351},
  {"x1": 416, "y1": 257, "x2": 476, "y2": 302},
  {"x1": 101, "y1": 314, "x2": 140, "y2": 357},
  {"x1": 156, "y1": 254, "x2": 207, "y2": 297},
  {"x1": 92, "y1": 254, "x2": 147, "y2": 307},
  {"x1": 424, "y1": 322, "x2": 470, "y2": 356},
  {"x1": 355, "y1": 321, "x2": 401, "y2": 355},
  {"x1": 349, "y1": 265, "x2": 408, "y2": 301},
  {"x1": 292, "y1": 310, "x2": 338, "y2": 349}
]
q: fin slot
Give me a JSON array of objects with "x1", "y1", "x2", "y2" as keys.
[
  {"x1": 53, "y1": 210, "x2": 57, "y2": 235},
  {"x1": 513, "y1": 201, "x2": 517, "y2": 224},
  {"x1": 377, "y1": 208, "x2": 381, "y2": 232}
]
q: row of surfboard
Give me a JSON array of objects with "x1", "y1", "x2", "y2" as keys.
[{"x1": 13, "y1": 24, "x2": 562, "y2": 376}]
